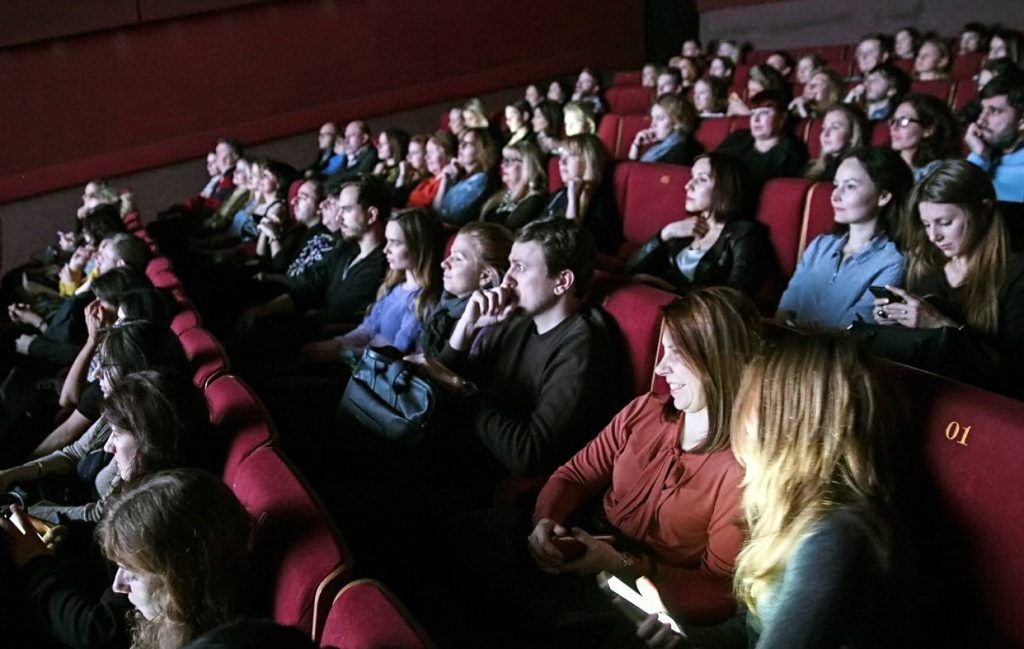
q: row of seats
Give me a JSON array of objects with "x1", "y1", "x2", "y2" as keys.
[
  {"x1": 604, "y1": 75, "x2": 978, "y2": 116},
  {"x1": 128, "y1": 225, "x2": 432, "y2": 647}
]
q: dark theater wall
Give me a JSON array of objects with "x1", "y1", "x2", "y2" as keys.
[{"x1": 0, "y1": 0, "x2": 643, "y2": 204}]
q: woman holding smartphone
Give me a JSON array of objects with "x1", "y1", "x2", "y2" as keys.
[
  {"x1": 631, "y1": 333, "x2": 909, "y2": 648},
  {"x1": 522, "y1": 287, "x2": 762, "y2": 643}
]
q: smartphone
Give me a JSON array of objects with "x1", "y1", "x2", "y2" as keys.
[
  {"x1": 869, "y1": 286, "x2": 905, "y2": 303},
  {"x1": 596, "y1": 572, "x2": 683, "y2": 634},
  {"x1": 551, "y1": 535, "x2": 615, "y2": 561}
]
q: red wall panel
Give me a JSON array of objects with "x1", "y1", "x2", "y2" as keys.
[
  {"x1": 0, "y1": 0, "x2": 138, "y2": 48},
  {"x1": 0, "y1": 0, "x2": 644, "y2": 203}
]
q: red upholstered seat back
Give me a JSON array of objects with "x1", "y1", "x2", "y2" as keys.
[
  {"x1": 170, "y1": 308, "x2": 200, "y2": 336},
  {"x1": 606, "y1": 86, "x2": 654, "y2": 115},
  {"x1": 597, "y1": 113, "x2": 623, "y2": 159},
  {"x1": 600, "y1": 281, "x2": 676, "y2": 396},
  {"x1": 803, "y1": 117, "x2": 824, "y2": 159},
  {"x1": 755, "y1": 177, "x2": 813, "y2": 278},
  {"x1": 178, "y1": 327, "x2": 230, "y2": 388},
  {"x1": 952, "y1": 52, "x2": 984, "y2": 80},
  {"x1": 146, "y1": 256, "x2": 173, "y2": 275},
  {"x1": 870, "y1": 120, "x2": 891, "y2": 147},
  {"x1": 149, "y1": 270, "x2": 182, "y2": 291},
  {"x1": 694, "y1": 117, "x2": 732, "y2": 151},
  {"x1": 953, "y1": 80, "x2": 978, "y2": 112},
  {"x1": 892, "y1": 365, "x2": 1024, "y2": 647},
  {"x1": 612, "y1": 71, "x2": 642, "y2": 87},
  {"x1": 732, "y1": 64, "x2": 752, "y2": 90},
  {"x1": 616, "y1": 114, "x2": 653, "y2": 161},
  {"x1": 206, "y1": 374, "x2": 275, "y2": 483},
  {"x1": 547, "y1": 155, "x2": 564, "y2": 193},
  {"x1": 799, "y1": 181, "x2": 835, "y2": 258},
  {"x1": 229, "y1": 447, "x2": 350, "y2": 639},
  {"x1": 319, "y1": 579, "x2": 433, "y2": 649},
  {"x1": 910, "y1": 79, "x2": 956, "y2": 105},
  {"x1": 614, "y1": 162, "x2": 691, "y2": 255}
]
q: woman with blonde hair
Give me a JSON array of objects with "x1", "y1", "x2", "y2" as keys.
[
  {"x1": 541, "y1": 133, "x2": 621, "y2": 253},
  {"x1": 562, "y1": 101, "x2": 596, "y2": 137},
  {"x1": 481, "y1": 140, "x2": 548, "y2": 230},
  {"x1": 803, "y1": 103, "x2": 869, "y2": 181},
  {"x1": 633, "y1": 333, "x2": 908, "y2": 648},
  {"x1": 789, "y1": 68, "x2": 843, "y2": 119},
  {"x1": 628, "y1": 94, "x2": 702, "y2": 165},
  {"x1": 101, "y1": 468, "x2": 251, "y2": 649},
  {"x1": 873, "y1": 160, "x2": 1024, "y2": 396}
]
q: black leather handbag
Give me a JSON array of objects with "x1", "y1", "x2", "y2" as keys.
[{"x1": 338, "y1": 346, "x2": 438, "y2": 443}]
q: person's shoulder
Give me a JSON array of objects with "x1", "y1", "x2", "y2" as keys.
[
  {"x1": 726, "y1": 217, "x2": 769, "y2": 237},
  {"x1": 800, "y1": 507, "x2": 881, "y2": 562}
]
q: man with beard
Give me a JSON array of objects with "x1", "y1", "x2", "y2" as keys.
[{"x1": 966, "y1": 73, "x2": 1024, "y2": 202}]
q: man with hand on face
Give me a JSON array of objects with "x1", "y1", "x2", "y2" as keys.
[
  {"x1": 433, "y1": 218, "x2": 627, "y2": 488},
  {"x1": 327, "y1": 121, "x2": 379, "y2": 184},
  {"x1": 965, "y1": 73, "x2": 1024, "y2": 203}
]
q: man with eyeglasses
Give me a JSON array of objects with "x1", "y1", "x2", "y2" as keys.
[{"x1": 966, "y1": 73, "x2": 1024, "y2": 203}]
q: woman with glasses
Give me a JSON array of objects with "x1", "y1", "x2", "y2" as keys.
[
  {"x1": 888, "y1": 94, "x2": 959, "y2": 181},
  {"x1": 481, "y1": 141, "x2": 548, "y2": 230}
]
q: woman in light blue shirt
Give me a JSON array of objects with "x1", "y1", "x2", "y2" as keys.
[{"x1": 777, "y1": 148, "x2": 914, "y2": 327}]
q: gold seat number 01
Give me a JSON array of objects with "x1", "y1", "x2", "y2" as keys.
[{"x1": 945, "y1": 421, "x2": 971, "y2": 446}]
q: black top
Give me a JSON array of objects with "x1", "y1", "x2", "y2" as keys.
[
  {"x1": 418, "y1": 292, "x2": 470, "y2": 357},
  {"x1": 642, "y1": 131, "x2": 703, "y2": 166},
  {"x1": 912, "y1": 253, "x2": 1024, "y2": 397},
  {"x1": 542, "y1": 181, "x2": 623, "y2": 255},
  {"x1": 286, "y1": 241, "x2": 387, "y2": 323},
  {"x1": 716, "y1": 130, "x2": 809, "y2": 186},
  {"x1": 625, "y1": 219, "x2": 782, "y2": 313},
  {"x1": 29, "y1": 291, "x2": 93, "y2": 366},
  {"x1": 438, "y1": 308, "x2": 628, "y2": 477},
  {"x1": 327, "y1": 147, "x2": 379, "y2": 184},
  {"x1": 687, "y1": 508, "x2": 910, "y2": 649},
  {"x1": 481, "y1": 192, "x2": 547, "y2": 231}
]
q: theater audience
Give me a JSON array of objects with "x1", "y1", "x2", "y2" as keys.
[
  {"x1": 563, "y1": 101, "x2": 597, "y2": 137},
  {"x1": 914, "y1": 37, "x2": 951, "y2": 80},
  {"x1": 417, "y1": 222, "x2": 513, "y2": 356},
  {"x1": 789, "y1": 68, "x2": 843, "y2": 119},
  {"x1": 803, "y1": 104, "x2": 869, "y2": 181},
  {"x1": 524, "y1": 288, "x2": 760, "y2": 640},
  {"x1": 462, "y1": 98, "x2": 490, "y2": 129},
  {"x1": 504, "y1": 100, "x2": 535, "y2": 147},
  {"x1": 447, "y1": 106, "x2": 467, "y2": 138},
  {"x1": 845, "y1": 63, "x2": 910, "y2": 121},
  {"x1": 888, "y1": 93, "x2": 960, "y2": 181},
  {"x1": 256, "y1": 179, "x2": 333, "y2": 278},
  {"x1": 959, "y1": 22, "x2": 989, "y2": 56},
  {"x1": 728, "y1": 64, "x2": 788, "y2": 117},
  {"x1": 633, "y1": 333, "x2": 909, "y2": 648},
  {"x1": 407, "y1": 131, "x2": 456, "y2": 209},
  {"x1": 874, "y1": 160, "x2": 1024, "y2": 397},
  {"x1": 227, "y1": 160, "x2": 290, "y2": 242},
  {"x1": 394, "y1": 134, "x2": 430, "y2": 198},
  {"x1": 794, "y1": 53, "x2": 824, "y2": 85},
  {"x1": 708, "y1": 56, "x2": 735, "y2": 85},
  {"x1": 989, "y1": 29, "x2": 1023, "y2": 67},
  {"x1": 682, "y1": 39, "x2": 702, "y2": 59},
  {"x1": 693, "y1": 76, "x2": 728, "y2": 117},
  {"x1": 435, "y1": 127, "x2": 499, "y2": 227},
  {"x1": 781, "y1": 148, "x2": 912, "y2": 328},
  {"x1": 372, "y1": 128, "x2": 411, "y2": 187},
  {"x1": 525, "y1": 84, "x2": 543, "y2": 107},
  {"x1": 853, "y1": 33, "x2": 892, "y2": 80},
  {"x1": 675, "y1": 57, "x2": 701, "y2": 89},
  {"x1": 628, "y1": 94, "x2": 702, "y2": 165},
  {"x1": 965, "y1": 73, "x2": 1024, "y2": 202},
  {"x1": 716, "y1": 40, "x2": 742, "y2": 64},
  {"x1": 100, "y1": 469, "x2": 251, "y2": 649},
  {"x1": 205, "y1": 159, "x2": 253, "y2": 233},
  {"x1": 532, "y1": 100, "x2": 565, "y2": 155},
  {"x1": 304, "y1": 122, "x2": 340, "y2": 179},
  {"x1": 625, "y1": 152, "x2": 779, "y2": 312},
  {"x1": 894, "y1": 27, "x2": 920, "y2": 62},
  {"x1": 328, "y1": 121, "x2": 379, "y2": 183},
  {"x1": 547, "y1": 80, "x2": 570, "y2": 105},
  {"x1": 717, "y1": 90, "x2": 809, "y2": 185},
  {"x1": 765, "y1": 51, "x2": 794, "y2": 79},
  {"x1": 300, "y1": 208, "x2": 441, "y2": 361},
  {"x1": 542, "y1": 133, "x2": 622, "y2": 254},
  {"x1": 481, "y1": 141, "x2": 547, "y2": 230},
  {"x1": 570, "y1": 67, "x2": 606, "y2": 116},
  {"x1": 656, "y1": 67, "x2": 684, "y2": 97},
  {"x1": 236, "y1": 176, "x2": 389, "y2": 335},
  {"x1": 958, "y1": 59, "x2": 1021, "y2": 124}
]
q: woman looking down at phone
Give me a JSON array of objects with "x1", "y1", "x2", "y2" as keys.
[
  {"x1": 632, "y1": 334, "x2": 909, "y2": 648},
  {"x1": 528, "y1": 287, "x2": 761, "y2": 628},
  {"x1": 628, "y1": 94, "x2": 702, "y2": 166},
  {"x1": 872, "y1": 160, "x2": 1024, "y2": 397},
  {"x1": 777, "y1": 148, "x2": 912, "y2": 328}
]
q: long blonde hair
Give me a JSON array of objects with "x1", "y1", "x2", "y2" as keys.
[
  {"x1": 731, "y1": 334, "x2": 896, "y2": 615},
  {"x1": 903, "y1": 160, "x2": 1008, "y2": 335}
]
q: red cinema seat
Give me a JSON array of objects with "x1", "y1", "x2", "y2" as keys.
[
  {"x1": 953, "y1": 81, "x2": 978, "y2": 113},
  {"x1": 755, "y1": 177, "x2": 813, "y2": 279},
  {"x1": 802, "y1": 117, "x2": 824, "y2": 159},
  {"x1": 617, "y1": 115, "x2": 653, "y2": 161},
  {"x1": 319, "y1": 579, "x2": 434, "y2": 649},
  {"x1": 605, "y1": 86, "x2": 654, "y2": 115},
  {"x1": 614, "y1": 162, "x2": 691, "y2": 259},
  {"x1": 728, "y1": 115, "x2": 750, "y2": 133},
  {"x1": 229, "y1": 447, "x2": 351, "y2": 640},
  {"x1": 892, "y1": 365, "x2": 1024, "y2": 648},
  {"x1": 799, "y1": 181, "x2": 835, "y2": 258},
  {"x1": 612, "y1": 71, "x2": 643, "y2": 87},
  {"x1": 122, "y1": 210, "x2": 142, "y2": 232},
  {"x1": 547, "y1": 155, "x2": 564, "y2": 193},
  {"x1": 600, "y1": 281, "x2": 676, "y2": 397},
  {"x1": 205, "y1": 373, "x2": 276, "y2": 483},
  {"x1": 893, "y1": 57, "x2": 915, "y2": 74},
  {"x1": 146, "y1": 256, "x2": 173, "y2": 275},
  {"x1": 695, "y1": 117, "x2": 732, "y2": 151},
  {"x1": 170, "y1": 308, "x2": 201, "y2": 336},
  {"x1": 149, "y1": 270, "x2": 182, "y2": 291},
  {"x1": 798, "y1": 44, "x2": 849, "y2": 65},
  {"x1": 952, "y1": 52, "x2": 984, "y2": 80},
  {"x1": 744, "y1": 50, "x2": 772, "y2": 65},
  {"x1": 910, "y1": 79, "x2": 956, "y2": 106},
  {"x1": 597, "y1": 113, "x2": 623, "y2": 159},
  {"x1": 178, "y1": 327, "x2": 230, "y2": 388},
  {"x1": 870, "y1": 120, "x2": 891, "y2": 148}
]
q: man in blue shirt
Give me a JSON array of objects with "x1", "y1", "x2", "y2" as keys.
[{"x1": 966, "y1": 73, "x2": 1024, "y2": 203}]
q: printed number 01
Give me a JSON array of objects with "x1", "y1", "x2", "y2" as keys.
[{"x1": 945, "y1": 421, "x2": 971, "y2": 446}]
